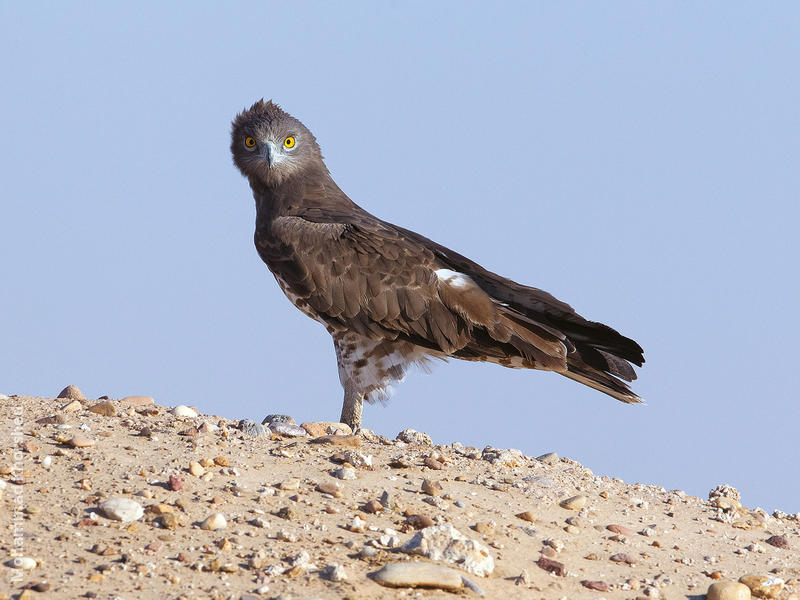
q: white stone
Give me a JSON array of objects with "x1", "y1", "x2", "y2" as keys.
[
  {"x1": 323, "y1": 563, "x2": 347, "y2": 582},
  {"x1": 100, "y1": 497, "x2": 144, "y2": 522},
  {"x1": 372, "y1": 561, "x2": 464, "y2": 590},
  {"x1": 199, "y1": 512, "x2": 227, "y2": 531},
  {"x1": 401, "y1": 523, "x2": 494, "y2": 576},
  {"x1": 4, "y1": 557, "x2": 36, "y2": 569},
  {"x1": 171, "y1": 405, "x2": 197, "y2": 418}
]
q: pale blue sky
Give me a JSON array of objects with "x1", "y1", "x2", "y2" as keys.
[{"x1": 2, "y1": 2, "x2": 798, "y2": 512}]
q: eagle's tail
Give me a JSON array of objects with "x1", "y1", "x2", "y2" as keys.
[{"x1": 562, "y1": 357, "x2": 642, "y2": 404}]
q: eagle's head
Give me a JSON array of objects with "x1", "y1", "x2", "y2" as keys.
[{"x1": 231, "y1": 99, "x2": 324, "y2": 187}]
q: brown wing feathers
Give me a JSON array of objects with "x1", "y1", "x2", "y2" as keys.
[{"x1": 265, "y1": 213, "x2": 642, "y2": 403}]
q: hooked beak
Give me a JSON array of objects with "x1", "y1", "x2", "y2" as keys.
[{"x1": 261, "y1": 141, "x2": 278, "y2": 167}]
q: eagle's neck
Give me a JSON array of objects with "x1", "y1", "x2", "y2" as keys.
[{"x1": 251, "y1": 171, "x2": 358, "y2": 225}]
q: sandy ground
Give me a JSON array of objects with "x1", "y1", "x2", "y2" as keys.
[{"x1": 1, "y1": 389, "x2": 798, "y2": 600}]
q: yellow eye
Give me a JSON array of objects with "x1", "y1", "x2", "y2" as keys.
[
  {"x1": 283, "y1": 136, "x2": 295, "y2": 148},
  {"x1": 244, "y1": 136, "x2": 256, "y2": 149}
]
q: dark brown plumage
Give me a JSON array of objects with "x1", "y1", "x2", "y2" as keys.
[{"x1": 231, "y1": 100, "x2": 645, "y2": 430}]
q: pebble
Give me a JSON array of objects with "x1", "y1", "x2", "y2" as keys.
[
  {"x1": 421, "y1": 479, "x2": 443, "y2": 496},
  {"x1": 607, "y1": 523, "x2": 637, "y2": 536},
  {"x1": 100, "y1": 497, "x2": 144, "y2": 522},
  {"x1": 316, "y1": 482, "x2": 344, "y2": 498},
  {"x1": 610, "y1": 552, "x2": 637, "y2": 565},
  {"x1": 340, "y1": 450, "x2": 373, "y2": 468},
  {"x1": 57, "y1": 384, "x2": 85, "y2": 400},
  {"x1": 712, "y1": 496, "x2": 742, "y2": 510},
  {"x1": 396, "y1": 429, "x2": 433, "y2": 445},
  {"x1": 559, "y1": 494, "x2": 588, "y2": 510},
  {"x1": 200, "y1": 512, "x2": 227, "y2": 531},
  {"x1": 263, "y1": 414, "x2": 295, "y2": 424},
  {"x1": 268, "y1": 422, "x2": 308, "y2": 437},
  {"x1": 120, "y1": 395, "x2": 155, "y2": 406},
  {"x1": 371, "y1": 561, "x2": 464, "y2": 591},
  {"x1": 276, "y1": 529, "x2": 298, "y2": 542},
  {"x1": 213, "y1": 456, "x2": 229, "y2": 466},
  {"x1": 301, "y1": 421, "x2": 353, "y2": 437},
  {"x1": 332, "y1": 467, "x2": 356, "y2": 480},
  {"x1": 424, "y1": 456, "x2": 444, "y2": 470},
  {"x1": 239, "y1": 419, "x2": 267, "y2": 437},
  {"x1": 516, "y1": 511, "x2": 536, "y2": 523},
  {"x1": 188, "y1": 461, "x2": 205, "y2": 477},
  {"x1": 765, "y1": 535, "x2": 789, "y2": 549},
  {"x1": 322, "y1": 563, "x2": 348, "y2": 582},
  {"x1": 88, "y1": 401, "x2": 116, "y2": 416},
  {"x1": 279, "y1": 478, "x2": 300, "y2": 491},
  {"x1": 168, "y1": 475, "x2": 183, "y2": 491},
  {"x1": 536, "y1": 557, "x2": 565, "y2": 576},
  {"x1": 482, "y1": 447, "x2": 523, "y2": 467},
  {"x1": 363, "y1": 500, "x2": 383, "y2": 514},
  {"x1": 536, "y1": 452, "x2": 559, "y2": 465},
  {"x1": 406, "y1": 514, "x2": 435, "y2": 529},
  {"x1": 707, "y1": 581, "x2": 752, "y2": 600},
  {"x1": 581, "y1": 580, "x2": 610, "y2": 591},
  {"x1": 350, "y1": 516, "x2": 366, "y2": 533},
  {"x1": 473, "y1": 522, "x2": 495, "y2": 535},
  {"x1": 739, "y1": 575, "x2": 784, "y2": 599},
  {"x1": 401, "y1": 523, "x2": 494, "y2": 576},
  {"x1": 69, "y1": 435, "x2": 96, "y2": 448},
  {"x1": 4, "y1": 557, "x2": 37, "y2": 570},
  {"x1": 171, "y1": 405, "x2": 197, "y2": 418},
  {"x1": 61, "y1": 400, "x2": 83, "y2": 413}
]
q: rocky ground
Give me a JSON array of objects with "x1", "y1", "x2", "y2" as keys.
[{"x1": 1, "y1": 387, "x2": 798, "y2": 600}]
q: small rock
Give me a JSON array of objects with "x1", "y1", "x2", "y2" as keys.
[
  {"x1": 262, "y1": 414, "x2": 295, "y2": 425},
  {"x1": 363, "y1": 500, "x2": 383, "y2": 514},
  {"x1": 68, "y1": 435, "x2": 96, "y2": 448},
  {"x1": 371, "y1": 561, "x2": 463, "y2": 591},
  {"x1": 482, "y1": 447, "x2": 523, "y2": 467},
  {"x1": 739, "y1": 575, "x2": 784, "y2": 599},
  {"x1": 316, "y1": 482, "x2": 343, "y2": 498},
  {"x1": 199, "y1": 512, "x2": 227, "y2": 531},
  {"x1": 100, "y1": 497, "x2": 144, "y2": 522},
  {"x1": 61, "y1": 400, "x2": 83, "y2": 413},
  {"x1": 424, "y1": 456, "x2": 444, "y2": 470},
  {"x1": 350, "y1": 516, "x2": 367, "y2": 533},
  {"x1": 396, "y1": 429, "x2": 432, "y2": 445},
  {"x1": 276, "y1": 506, "x2": 298, "y2": 521},
  {"x1": 239, "y1": 419, "x2": 267, "y2": 437},
  {"x1": 57, "y1": 385, "x2": 85, "y2": 400},
  {"x1": 535, "y1": 557, "x2": 565, "y2": 576},
  {"x1": 323, "y1": 563, "x2": 348, "y2": 582},
  {"x1": 120, "y1": 395, "x2": 155, "y2": 406},
  {"x1": 707, "y1": 581, "x2": 752, "y2": 600},
  {"x1": 536, "y1": 452, "x2": 559, "y2": 465},
  {"x1": 88, "y1": 401, "x2": 117, "y2": 416},
  {"x1": 709, "y1": 484, "x2": 741, "y2": 502},
  {"x1": 301, "y1": 421, "x2": 353, "y2": 437},
  {"x1": 712, "y1": 496, "x2": 742, "y2": 510},
  {"x1": 610, "y1": 552, "x2": 637, "y2": 565},
  {"x1": 188, "y1": 461, "x2": 205, "y2": 477},
  {"x1": 171, "y1": 405, "x2": 197, "y2": 418},
  {"x1": 332, "y1": 467, "x2": 356, "y2": 480},
  {"x1": 168, "y1": 475, "x2": 183, "y2": 491},
  {"x1": 279, "y1": 478, "x2": 300, "y2": 490},
  {"x1": 276, "y1": 529, "x2": 298, "y2": 542},
  {"x1": 421, "y1": 479, "x2": 443, "y2": 496},
  {"x1": 765, "y1": 535, "x2": 789, "y2": 549},
  {"x1": 406, "y1": 514, "x2": 435, "y2": 529},
  {"x1": 473, "y1": 522, "x2": 495, "y2": 535},
  {"x1": 559, "y1": 494, "x2": 588, "y2": 510},
  {"x1": 213, "y1": 456, "x2": 229, "y2": 467},
  {"x1": 516, "y1": 511, "x2": 536, "y2": 523},
  {"x1": 268, "y1": 422, "x2": 308, "y2": 437},
  {"x1": 607, "y1": 524, "x2": 636, "y2": 536},
  {"x1": 581, "y1": 580, "x2": 609, "y2": 591},
  {"x1": 4, "y1": 557, "x2": 37, "y2": 570},
  {"x1": 401, "y1": 523, "x2": 494, "y2": 576},
  {"x1": 36, "y1": 414, "x2": 67, "y2": 425}
]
